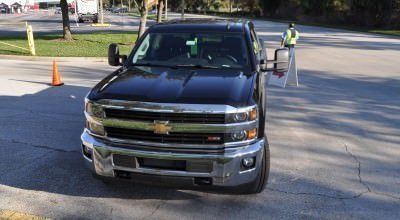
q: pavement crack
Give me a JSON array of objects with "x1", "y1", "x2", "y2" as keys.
[
  {"x1": 0, "y1": 137, "x2": 79, "y2": 153},
  {"x1": 343, "y1": 144, "x2": 400, "y2": 201},
  {"x1": 343, "y1": 144, "x2": 371, "y2": 193},
  {"x1": 143, "y1": 201, "x2": 164, "y2": 219}
]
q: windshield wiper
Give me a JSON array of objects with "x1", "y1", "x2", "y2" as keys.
[
  {"x1": 132, "y1": 63, "x2": 220, "y2": 69},
  {"x1": 132, "y1": 63, "x2": 176, "y2": 68},
  {"x1": 173, "y1": 64, "x2": 219, "y2": 69}
]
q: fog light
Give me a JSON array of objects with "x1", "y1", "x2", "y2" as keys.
[{"x1": 242, "y1": 157, "x2": 255, "y2": 168}]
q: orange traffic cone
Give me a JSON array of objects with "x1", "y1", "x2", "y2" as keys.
[{"x1": 52, "y1": 60, "x2": 64, "y2": 86}]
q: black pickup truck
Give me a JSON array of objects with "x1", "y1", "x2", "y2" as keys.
[{"x1": 81, "y1": 19, "x2": 289, "y2": 194}]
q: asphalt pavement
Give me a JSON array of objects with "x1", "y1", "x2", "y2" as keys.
[
  {"x1": 0, "y1": 12, "x2": 399, "y2": 219},
  {"x1": 0, "y1": 10, "x2": 214, "y2": 36},
  {"x1": 0, "y1": 10, "x2": 145, "y2": 36}
]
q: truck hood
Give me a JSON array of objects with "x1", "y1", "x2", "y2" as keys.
[{"x1": 89, "y1": 66, "x2": 255, "y2": 107}]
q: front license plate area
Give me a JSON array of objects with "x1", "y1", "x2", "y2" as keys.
[{"x1": 112, "y1": 154, "x2": 137, "y2": 169}]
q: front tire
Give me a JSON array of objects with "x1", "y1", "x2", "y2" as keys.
[{"x1": 243, "y1": 138, "x2": 270, "y2": 194}]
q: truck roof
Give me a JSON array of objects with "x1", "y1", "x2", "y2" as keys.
[{"x1": 149, "y1": 18, "x2": 248, "y2": 33}]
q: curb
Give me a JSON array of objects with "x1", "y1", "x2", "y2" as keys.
[{"x1": 0, "y1": 55, "x2": 108, "y2": 62}]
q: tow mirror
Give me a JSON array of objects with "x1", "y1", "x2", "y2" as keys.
[
  {"x1": 274, "y1": 48, "x2": 289, "y2": 72},
  {"x1": 260, "y1": 48, "x2": 289, "y2": 72},
  {"x1": 108, "y1": 43, "x2": 121, "y2": 66}
]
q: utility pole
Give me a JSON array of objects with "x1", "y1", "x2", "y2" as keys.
[{"x1": 181, "y1": 0, "x2": 184, "y2": 19}]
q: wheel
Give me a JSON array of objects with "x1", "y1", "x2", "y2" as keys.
[
  {"x1": 93, "y1": 19, "x2": 98, "y2": 24},
  {"x1": 242, "y1": 137, "x2": 270, "y2": 194},
  {"x1": 78, "y1": 19, "x2": 84, "y2": 23}
]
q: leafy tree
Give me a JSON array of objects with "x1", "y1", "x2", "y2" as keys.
[
  {"x1": 262, "y1": 0, "x2": 283, "y2": 16},
  {"x1": 163, "y1": 0, "x2": 398, "y2": 28},
  {"x1": 350, "y1": 0, "x2": 394, "y2": 27}
]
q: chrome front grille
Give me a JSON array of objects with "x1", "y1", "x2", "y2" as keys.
[
  {"x1": 106, "y1": 127, "x2": 225, "y2": 145},
  {"x1": 104, "y1": 109, "x2": 226, "y2": 124},
  {"x1": 85, "y1": 99, "x2": 258, "y2": 149}
]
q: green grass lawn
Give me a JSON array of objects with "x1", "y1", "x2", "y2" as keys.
[
  {"x1": 0, "y1": 31, "x2": 138, "y2": 57},
  {"x1": 126, "y1": 12, "x2": 157, "y2": 20},
  {"x1": 370, "y1": 30, "x2": 400, "y2": 37}
]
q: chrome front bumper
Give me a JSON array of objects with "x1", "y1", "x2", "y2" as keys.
[{"x1": 81, "y1": 130, "x2": 265, "y2": 187}]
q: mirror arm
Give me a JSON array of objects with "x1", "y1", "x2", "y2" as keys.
[
  {"x1": 120, "y1": 55, "x2": 127, "y2": 65},
  {"x1": 261, "y1": 67, "x2": 289, "y2": 72},
  {"x1": 260, "y1": 60, "x2": 289, "y2": 72},
  {"x1": 266, "y1": 60, "x2": 288, "y2": 64}
]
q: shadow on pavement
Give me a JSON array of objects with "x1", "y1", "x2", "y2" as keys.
[
  {"x1": 266, "y1": 69, "x2": 400, "y2": 199},
  {"x1": 0, "y1": 84, "x2": 198, "y2": 200}
]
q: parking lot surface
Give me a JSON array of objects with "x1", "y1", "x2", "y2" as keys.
[{"x1": 0, "y1": 14, "x2": 400, "y2": 219}]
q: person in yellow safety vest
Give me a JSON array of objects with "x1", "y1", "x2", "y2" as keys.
[{"x1": 281, "y1": 23, "x2": 300, "y2": 49}]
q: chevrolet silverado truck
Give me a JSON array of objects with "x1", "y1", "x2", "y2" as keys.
[{"x1": 81, "y1": 19, "x2": 289, "y2": 194}]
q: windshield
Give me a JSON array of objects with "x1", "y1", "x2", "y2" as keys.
[{"x1": 130, "y1": 32, "x2": 250, "y2": 69}]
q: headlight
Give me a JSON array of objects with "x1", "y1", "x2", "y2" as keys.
[
  {"x1": 227, "y1": 128, "x2": 257, "y2": 142},
  {"x1": 231, "y1": 130, "x2": 247, "y2": 141},
  {"x1": 234, "y1": 112, "x2": 248, "y2": 122},
  {"x1": 85, "y1": 101, "x2": 104, "y2": 118},
  {"x1": 227, "y1": 107, "x2": 258, "y2": 123},
  {"x1": 86, "y1": 120, "x2": 105, "y2": 136}
]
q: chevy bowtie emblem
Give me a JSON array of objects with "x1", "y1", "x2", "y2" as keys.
[{"x1": 153, "y1": 120, "x2": 172, "y2": 134}]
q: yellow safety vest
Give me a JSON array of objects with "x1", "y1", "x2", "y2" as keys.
[{"x1": 286, "y1": 28, "x2": 299, "y2": 45}]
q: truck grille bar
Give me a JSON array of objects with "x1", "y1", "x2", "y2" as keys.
[
  {"x1": 105, "y1": 109, "x2": 226, "y2": 124},
  {"x1": 106, "y1": 127, "x2": 225, "y2": 145}
]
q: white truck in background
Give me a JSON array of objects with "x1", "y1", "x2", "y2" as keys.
[{"x1": 76, "y1": 0, "x2": 98, "y2": 23}]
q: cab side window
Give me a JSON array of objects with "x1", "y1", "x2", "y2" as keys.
[{"x1": 249, "y1": 26, "x2": 262, "y2": 61}]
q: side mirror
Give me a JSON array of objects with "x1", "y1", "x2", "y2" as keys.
[
  {"x1": 108, "y1": 43, "x2": 121, "y2": 66},
  {"x1": 274, "y1": 48, "x2": 289, "y2": 72},
  {"x1": 260, "y1": 48, "x2": 289, "y2": 72}
]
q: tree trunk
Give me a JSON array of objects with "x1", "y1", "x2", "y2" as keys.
[
  {"x1": 60, "y1": 0, "x2": 72, "y2": 41},
  {"x1": 156, "y1": 0, "x2": 164, "y2": 23},
  {"x1": 181, "y1": 0, "x2": 184, "y2": 19},
  {"x1": 164, "y1": 0, "x2": 168, "y2": 20},
  {"x1": 138, "y1": 0, "x2": 148, "y2": 38}
]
